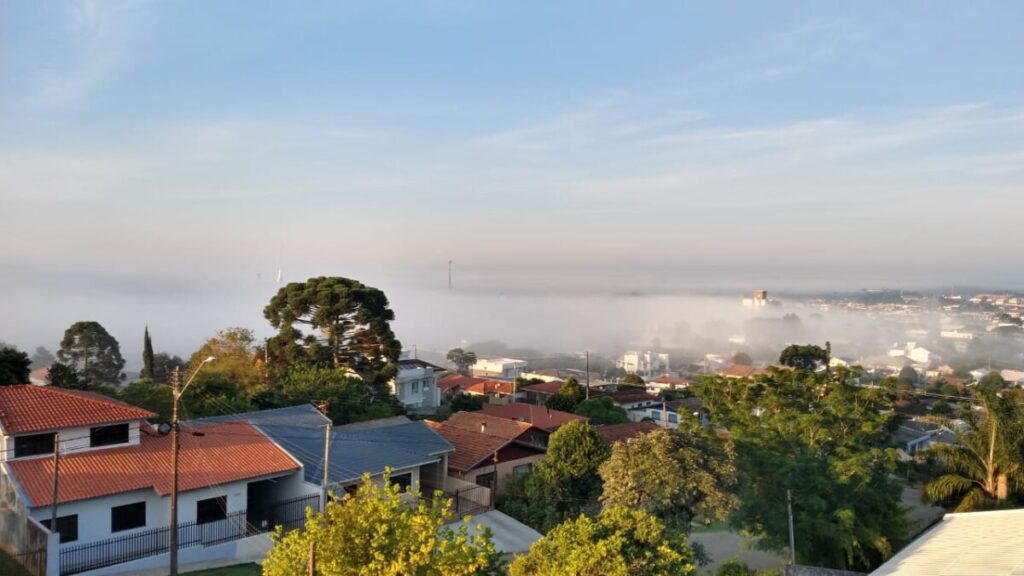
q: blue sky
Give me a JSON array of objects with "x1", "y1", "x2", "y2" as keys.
[{"x1": 1, "y1": 1, "x2": 1023, "y2": 355}]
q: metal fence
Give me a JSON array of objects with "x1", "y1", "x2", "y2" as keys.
[{"x1": 59, "y1": 494, "x2": 319, "y2": 576}]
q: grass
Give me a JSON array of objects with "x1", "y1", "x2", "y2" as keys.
[
  {"x1": 0, "y1": 550, "x2": 33, "y2": 576},
  {"x1": 185, "y1": 564, "x2": 262, "y2": 576}
]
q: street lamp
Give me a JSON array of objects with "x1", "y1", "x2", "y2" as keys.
[{"x1": 168, "y1": 356, "x2": 215, "y2": 576}]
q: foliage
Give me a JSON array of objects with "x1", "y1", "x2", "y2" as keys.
[
  {"x1": 30, "y1": 346, "x2": 55, "y2": 369},
  {"x1": 543, "y1": 377, "x2": 586, "y2": 412},
  {"x1": 543, "y1": 394, "x2": 576, "y2": 412},
  {"x1": 732, "y1": 352, "x2": 753, "y2": 366},
  {"x1": 777, "y1": 344, "x2": 828, "y2": 371},
  {"x1": 696, "y1": 366, "x2": 909, "y2": 571},
  {"x1": 0, "y1": 345, "x2": 31, "y2": 385},
  {"x1": 930, "y1": 400, "x2": 953, "y2": 416},
  {"x1": 978, "y1": 371, "x2": 1008, "y2": 392},
  {"x1": 142, "y1": 327, "x2": 154, "y2": 380},
  {"x1": 448, "y1": 393, "x2": 484, "y2": 413},
  {"x1": 508, "y1": 507, "x2": 695, "y2": 576},
  {"x1": 599, "y1": 427, "x2": 738, "y2": 531},
  {"x1": 47, "y1": 362, "x2": 84, "y2": 390},
  {"x1": 152, "y1": 353, "x2": 186, "y2": 384},
  {"x1": 447, "y1": 348, "x2": 478, "y2": 376},
  {"x1": 264, "y1": 276, "x2": 401, "y2": 387},
  {"x1": 897, "y1": 366, "x2": 919, "y2": 387},
  {"x1": 574, "y1": 397, "x2": 628, "y2": 425},
  {"x1": 262, "y1": 471, "x2": 501, "y2": 576},
  {"x1": 621, "y1": 373, "x2": 644, "y2": 386},
  {"x1": 188, "y1": 328, "x2": 266, "y2": 391},
  {"x1": 603, "y1": 366, "x2": 628, "y2": 381},
  {"x1": 57, "y1": 321, "x2": 126, "y2": 387},
  {"x1": 922, "y1": 389, "x2": 1024, "y2": 511},
  {"x1": 716, "y1": 561, "x2": 753, "y2": 576},
  {"x1": 253, "y1": 366, "x2": 400, "y2": 425}
]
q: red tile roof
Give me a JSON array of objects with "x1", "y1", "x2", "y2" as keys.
[
  {"x1": 721, "y1": 364, "x2": 760, "y2": 378},
  {"x1": 0, "y1": 385, "x2": 157, "y2": 434},
  {"x1": 464, "y1": 379, "x2": 517, "y2": 397},
  {"x1": 648, "y1": 376, "x2": 692, "y2": 387},
  {"x1": 8, "y1": 421, "x2": 300, "y2": 507},
  {"x1": 424, "y1": 420, "x2": 509, "y2": 472},
  {"x1": 520, "y1": 380, "x2": 564, "y2": 395},
  {"x1": 479, "y1": 403, "x2": 585, "y2": 432},
  {"x1": 438, "y1": 375, "x2": 488, "y2": 393},
  {"x1": 597, "y1": 421, "x2": 660, "y2": 444},
  {"x1": 445, "y1": 411, "x2": 534, "y2": 441}
]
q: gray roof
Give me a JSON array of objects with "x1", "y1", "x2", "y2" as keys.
[{"x1": 198, "y1": 405, "x2": 453, "y2": 485}]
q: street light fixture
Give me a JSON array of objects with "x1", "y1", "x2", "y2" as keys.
[{"x1": 169, "y1": 356, "x2": 215, "y2": 575}]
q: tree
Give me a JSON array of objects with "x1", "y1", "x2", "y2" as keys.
[
  {"x1": 508, "y1": 507, "x2": 695, "y2": 576},
  {"x1": 151, "y1": 353, "x2": 185, "y2": 384},
  {"x1": 898, "y1": 366, "x2": 919, "y2": 387},
  {"x1": 29, "y1": 346, "x2": 55, "y2": 369},
  {"x1": 187, "y1": 327, "x2": 264, "y2": 391},
  {"x1": 262, "y1": 471, "x2": 501, "y2": 576},
  {"x1": 448, "y1": 392, "x2": 485, "y2": 412},
  {"x1": 253, "y1": 366, "x2": 400, "y2": 425},
  {"x1": 47, "y1": 362, "x2": 83, "y2": 390},
  {"x1": 574, "y1": 397, "x2": 628, "y2": 425},
  {"x1": 57, "y1": 321, "x2": 126, "y2": 387},
  {"x1": 599, "y1": 427, "x2": 738, "y2": 531},
  {"x1": 778, "y1": 344, "x2": 828, "y2": 371},
  {"x1": 447, "y1": 348, "x2": 478, "y2": 376},
  {"x1": 264, "y1": 276, "x2": 401, "y2": 386},
  {"x1": 978, "y1": 371, "x2": 1008, "y2": 392},
  {"x1": 733, "y1": 352, "x2": 753, "y2": 366},
  {"x1": 621, "y1": 373, "x2": 645, "y2": 386},
  {"x1": 142, "y1": 327, "x2": 154, "y2": 380},
  {"x1": 0, "y1": 345, "x2": 31, "y2": 385},
  {"x1": 923, "y1": 389, "x2": 1024, "y2": 511}
]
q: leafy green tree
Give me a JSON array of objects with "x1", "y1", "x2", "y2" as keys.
[
  {"x1": 188, "y1": 327, "x2": 265, "y2": 390},
  {"x1": 696, "y1": 367, "x2": 908, "y2": 570},
  {"x1": 47, "y1": 362, "x2": 83, "y2": 390},
  {"x1": 253, "y1": 366, "x2": 400, "y2": 425},
  {"x1": 777, "y1": 344, "x2": 828, "y2": 371},
  {"x1": 142, "y1": 327, "x2": 154, "y2": 380},
  {"x1": 978, "y1": 371, "x2": 1008, "y2": 392},
  {"x1": 544, "y1": 377, "x2": 586, "y2": 412},
  {"x1": 732, "y1": 352, "x2": 753, "y2": 366},
  {"x1": 923, "y1": 389, "x2": 1024, "y2": 511},
  {"x1": 716, "y1": 561, "x2": 753, "y2": 576},
  {"x1": 263, "y1": 471, "x2": 501, "y2": 576},
  {"x1": 264, "y1": 276, "x2": 401, "y2": 387},
  {"x1": 898, "y1": 366, "x2": 919, "y2": 387},
  {"x1": 621, "y1": 373, "x2": 645, "y2": 386},
  {"x1": 151, "y1": 353, "x2": 185, "y2": 384},
  {"x1": 57, "y1": 321, "x2": 126, "y2": 387},
  {"x1": 0, "y1": 345, "x2": 31, "y2": 385},
  {"x1": 508, "y1": 507, "x2": 695, "y2": 576},
  {"x1": 29, "y1": 346, "x2": 55, "y2": 369},
  {"x1": 604, "y1": 366, "x2": 628, "y2": 381},
  {"x1": 574, "y1": 396, "x2": 628, "y2": 425},
  {"x1": 931, "y1": 400, "x2": 953, "y2": 416},
  {"x1": 447, "y1": 348, "x2": 478, "y2": 376},
  {"x1": 448, "y1": 392, "x2": 485, "y2": 412},
  {"x1": 599, "y1": 427, "x2": 738, "y2": 531}
]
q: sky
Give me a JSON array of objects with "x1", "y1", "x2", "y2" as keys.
[{"x1": 1, "y1": 1, "x2": 1023, "y2": 360}]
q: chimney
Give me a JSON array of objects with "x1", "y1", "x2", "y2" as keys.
[{"x1": 480, "y1": 422, "x2": 487, "y2": 434}]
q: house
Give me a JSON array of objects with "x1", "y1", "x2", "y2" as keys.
[
  {"x1": 519, "y1": 380, "x2": 564, "y2": 405},
  {"x1": 616, "y1": 351, "x2": 670, "y2": 378},
  {"x1": 438, "y1": 374, "x2": 488, "y2": 397},
  {"x1": 645, "y1": 376, "x2": 693, "y2": 394},
  {"x1": 593, "y1": 390, "x2": 659, "y2": 410},
  {"x1": 893, "y1": 420, "x2": 957, "y2": 458},
  {"x1": 1000, "y1": 369, "x2": 1024, "y2": 387},
  {"x1": 596, "y1": 421, "x2": 659, "y2": 445},
  {"x1": 478, "y1": 403, "x2": 586, "y2": 434},
  {"x1": 390, "y1": 358, "x2": 444, "y2": 410},
  {"x1": 0, "y1": 386, "x2": 310, "y2": 576},
  {"x1": 425, "y1": 420, "x2": 545, "y2": 494},
  {"x1": 870, "y1": 509, "x2": 1024, "y2": 575},
  {"x1": 445, "y1": 411, "x2": 551, "y2": 449},
  {"x1": 463, "y1": 379, "x2": 518, "y2": 401},
  {"x1": 629, "y1": 398, "x2": 706, "y2": 429},
  {"x1": 471, "y1": 358, "x2": 528, "y2": 379}
]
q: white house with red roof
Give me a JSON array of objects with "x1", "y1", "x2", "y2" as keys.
[{"x1": 0, "y1": 386, "x2": 314, "y2": 576}]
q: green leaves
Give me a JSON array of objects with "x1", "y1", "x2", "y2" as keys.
[
  {"x1": 0, "y1": 345, "x2": 31, "y2": 385},
  {"x1": 57, "y1": 321, "x2": 126, "y2": 387}
]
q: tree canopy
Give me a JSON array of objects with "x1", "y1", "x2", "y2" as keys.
[
  {"x1": 262, "y1": 471, "x2": 501, "y2": 576},
  {"x1": 57, "y1": 321, "x2": 126, "y2": 387},
  {"x1": 0, "y1": 345, "x2": 31, "y2": 385},
  {"x1": 777, "y1": 344, "x2": 828, "y2": 371},
  {"x1": 599, "y1": 427, "x2": 738, "y2": 531},
  {"x1": 447, "y1": 348, "x2": 478, "y2": 376},
  {"x1": 574, "y1": 396, "x2": 628, "y2": 425},
  {"x1": 544, "y1": 377, "x2": 586, "y2": 412},
  {"x1": 264, "y1": 276, "x2": 401, "y2": 387},
  {"x1": 142, "y1": 327, "x2": 154, "y2": 380},
  {"x1": 508, "y1": 507, "x2": 695, "y2": 576},
  {"x1": 732, "y1": 352, "x2": 753, "y2": 366}
]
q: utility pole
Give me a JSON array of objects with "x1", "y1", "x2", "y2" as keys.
[
  {"x1": 448, "y1": 260, "x2": 452, "y2": 290},
  {"x1": 50, "y1": 432, "x2": 60, "y2": 536},
  {"x1": 321, "y1": 422, "x2": 331, "y2": 511},
  {"x1": 585, "y1": 350, "x2": 590, "y2": 400},
  {"x1": 169, "y1": 366, "x2": 181, "y2": 576},
  {"x1": 662, "y1": 399, "x2": 668, "y2": 428},
  {"x1": 787, "y1": 489, "x2": 796, "y2": 565}
]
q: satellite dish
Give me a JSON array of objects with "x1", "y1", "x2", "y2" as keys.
[{"x1": 157, "y1": 422, "x2": 173, "y2": 436}]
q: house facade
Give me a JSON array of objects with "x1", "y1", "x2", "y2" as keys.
[
  {"x1": 391, "y1": 358, "x2": 444, "y2": 410},
  {"x1": 425, "y1": 420, "x2": 545, "y2": 494},
  {"x1": 616, "y1": 351, "x2": 670, "y2": 378},
  {"x1": 471, "y1": 358, "x2": 528, "y2": 379}
]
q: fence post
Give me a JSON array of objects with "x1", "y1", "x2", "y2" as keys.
[{"x1": 45, "y1": 529, "x2": 59, "y2": 576}]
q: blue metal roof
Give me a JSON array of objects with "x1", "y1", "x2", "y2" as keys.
[{"x1": 197, "y1": 405, "x2": 453, "y2": 485}]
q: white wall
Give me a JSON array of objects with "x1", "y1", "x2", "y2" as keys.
[{"x1": 1, "y1": 421, "x2": 141, "y2": 463}]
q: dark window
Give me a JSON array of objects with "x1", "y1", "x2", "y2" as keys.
[
  {"x1": 513, "y1": 464, "x2": 533, "y2": 477},
  {"x1": 41, "y1": 515, "x2": 79, "y2": 543},
  {"x1": 14, "y1": 434, "x2": 55, "y2": 458},
  {"x1": 390, "y1": 473, "x2": 413, "y2": 492},
  {"x1": 90, "y1": 424, "x2": 129, "y2": 448},
  {"x1": 111, "y1": 502, "x2": 146, "y2": 532},
  {"x1": 475, "y1": 472, "x2": 495, "y2": 490},
  {"x1": 196, "y1": 496, "x2": 227, "y2": 525}
]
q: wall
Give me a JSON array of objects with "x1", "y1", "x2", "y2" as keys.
[
  {"x1": 76, "y1": 533, "x2": 274, "y2": 576},
  {"x1": 1, "y1": 422, "x2": 141, "y2": 463},
  {"x1": 394, "y1": 367, "x2": 441, "y2": 409}
]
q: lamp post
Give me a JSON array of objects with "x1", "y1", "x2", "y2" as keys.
[{"x1": 168, "y1": 356, "x2": 215, "y2": 576}]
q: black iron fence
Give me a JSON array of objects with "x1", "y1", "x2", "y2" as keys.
[{"x1": 59, "y1": 494, "x2": 319, "y2": 576}]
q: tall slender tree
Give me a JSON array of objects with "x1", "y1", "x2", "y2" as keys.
[{"x1": 142, "y1": 326, "x2": 154, "y2": 380}]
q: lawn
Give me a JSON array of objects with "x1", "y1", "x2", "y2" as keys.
[
  {"x1": 186, "y1": 564, "x2": 261, "y2": 576},
  {"x1": 0, "y1": 550, "x2": 32, "y2": 576}
]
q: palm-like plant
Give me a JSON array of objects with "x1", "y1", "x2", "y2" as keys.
[{"x1": 923, "y1": 390, "x2": 1024, "y2": 511}]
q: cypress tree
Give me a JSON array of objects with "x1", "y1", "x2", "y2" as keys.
[{"x1": 142, "y1": 326, "x2": 154, "y2": 380}]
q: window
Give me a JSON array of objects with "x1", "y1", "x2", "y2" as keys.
[
  {"x1": 475, "y1": 472, "x2": 496, "y2": 490},
  {"x1": 513, "y1": 464, "x2": 533, "y2": 477},
  {"x1": 14, "y1": 434, "x2": 55, "y2": 458},
  {"x1": 111, "y1": 502, "x2": 146, "y2": 532},
  {"x1": 668, "y1": 413, "x2": 678, "y2": 424},
  {"x1": 196, "y1": 496, "x2": 227, "y2": 525},
  {"x1": 90, "y1": 423, "x2": 129, "y2": 448},
  {"x1": 390, "y1": 473, "x2": 413, "y2": 492},
  {"x1": 411, "y1": 381, "x2": 419, "y2": 394},
  {"x1": 422, "y1": 380, "x2": 431, "y2": 390},
  {"x1": 41, "y1": 514, "x2": 78, "y2": 543}
]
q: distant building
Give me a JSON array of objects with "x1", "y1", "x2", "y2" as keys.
[
  {"x1": 645, "y1": 376, "x2": 693, "y2": 394},
  {"x1": 472, "y1": 358, "x2": 528, "y2": 379},
  {"x1": 616, "y1": 351, "x2": 670, "y2": 378},
  {"x1": 741, "y1": 289, "x2": 776, "y2": 307},
  {"x1": 391, "y1": 358, "x2": 444, "y2": 410}
]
